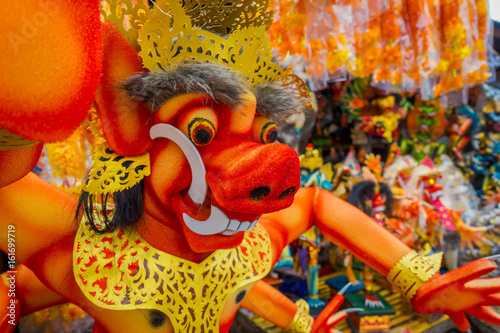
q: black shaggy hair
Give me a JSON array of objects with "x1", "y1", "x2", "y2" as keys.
[
  {"x1": 121, "y1": 62, "x2": 248, "y2": 111},
  {"x1": 347, "y1": 180, "x2": 393, "y2": 217},
  {"x1": 121, "y1": 61, "x2": 306, "y2": 125},
  {"x1": 252, "y1": 81, "x2": 305, "y2": 126},
  {"x1": 75, "y1": 181, "x2": 145, "y2": 234}
]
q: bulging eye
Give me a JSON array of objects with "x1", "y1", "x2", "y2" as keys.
[
  {"x1": 188, "y1": 118, "x2": 216, "y2": 146},
  {"x1": 252, "y1": 116, "x2": 278, "y2": 144},
  {"x1": 176, "y1": 106, "x2": 218, "y2": 146}
]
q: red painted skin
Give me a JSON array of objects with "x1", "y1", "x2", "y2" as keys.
[{"x1": 1, "y1": 19, "x2": 500, "y2": 333}]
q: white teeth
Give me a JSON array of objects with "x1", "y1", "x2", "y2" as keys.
[
  {"x1": 226, "y1": 219, "x2": 240, "y2": 231},
  {"x1": 223, "y1": 219, "x2": 258, "y2": 234},
  {"x1": 183, "y1": 206, "x2": 230, "y2": 236},
  {"x1": 249, "y1": 220, "x2": 259, "y2": 229},
  {"x1": 221, "y1": 229, "x2": 238, "y2": 236},
  {"x1": 238, "y1": 221, "x2": 251, "y2": 231},
  {"x1": 183, "y1": 205, "x2": 259, "y2": 236}
]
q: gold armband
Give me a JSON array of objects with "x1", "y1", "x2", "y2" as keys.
[
  {"x1": 387, "y1": 251, "x2": 443, "y2": 300},
  {"x1": 284, "y1": 299, "x2": 314, "y2": 333}
]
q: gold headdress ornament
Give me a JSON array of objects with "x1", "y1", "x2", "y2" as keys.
[
  {"x1": 83, "y1": 109, "x2": 151, "y2": 194},
  {"x1": 138, "y1": 0, "x2": 309, "y2": 91},
  {"x1": 100, "y1": 0, "x2": 150, "y2": 51},
  {"x1": 87, "y1": 0, "x2": 311, "y2": 194}
]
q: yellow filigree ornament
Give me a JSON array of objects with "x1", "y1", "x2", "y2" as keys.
[
  {"x1": 138, "y1": 0, "x2": 283, "y2": 87},
  {"x1": 99, "y1": 0, "x2": 313, "y2": 108},
  {"x1": 182, "y1": 0, "x2": 273, "y2": 35},
  {"x1": 100, "y1": 0, "x2": 151, "y2": 50},
  {"x1": 0, "y1": 127, "x2": 37, "y2": 151},
  {"x1": 83, "y1": 109, "x2": 150, "y2": 194},
  {"x1": 74, "y1": 205, "x2": 272, "y2": 332},
  {"x1": 281, "y1": 72, "x2": 314, "y2": 110},
  {"x1": 387, "y1": 251, "x2": 443, "y2": 300},
  {"x1": 284, "y1": 299, "x2": 314, "y2": 333}
]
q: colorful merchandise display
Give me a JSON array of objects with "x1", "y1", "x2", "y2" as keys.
[
  {"x1": 293, "y1": 79, "x2": 500, "y2": 331},
  {"x1": 1, "y1": 1, "x2": 500, "y2": 333},
  {"x1": 269, "y1": 0, "x2": 498, "y2": 96}
]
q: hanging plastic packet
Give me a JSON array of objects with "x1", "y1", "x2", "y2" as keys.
[
  {"x1": 326, "y1": 3, "x2": 354, "y2": 83},
  {"x1": 467, "y1": 0, "x2": 499, "y2": 85},
  {"x1": 437, "y1": 0, "x2": 473, "y2": 95},
  {"x1": 424, "y1": 0, "x2": 442, "y2": 99},
  {"x1": 403, "y1": 0, "x2": 440, "y2": 93},
  {"x1": 373, "y1": 0, "x2": 404, "y2": 87},
  {"x1": 347, "y1": 0, "x2": 382, "y2": 78},
  {"x1": 303, "y1": 0, "x2": 335, "y2": 91},
  {"x1": 464, "y1": 0, "x2": 482, "y2": 84},
  {"x1": 399, "y1": 11, "x2": 418, "y2": 94},
  {"x1": 268, "y1": 0, "x2": 307, "y2": 60}
]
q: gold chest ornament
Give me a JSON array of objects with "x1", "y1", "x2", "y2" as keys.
[{"x1": 74, "y1": 212, "x2": 272, "y2": 333}]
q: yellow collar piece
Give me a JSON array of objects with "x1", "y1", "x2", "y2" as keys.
[{"x1": 74, "y1": 213, "x2": 272, "y2": 332}]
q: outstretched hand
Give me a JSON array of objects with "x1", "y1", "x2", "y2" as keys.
[
  {"x1": 413, "y1": 259, "x2": 500, "y2": 332},
  {"x1": 455, "y1": 220, "x2": 487, "y2": 248}
]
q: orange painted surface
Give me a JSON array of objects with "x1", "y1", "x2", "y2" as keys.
[
  {"x1": 241, "y1": 280, "x2": 296, "y2": 328},
  {"x1": 0, "y1": 173, "x2": 77, "y2": 264},
  {"x1": 95, "y1": 22, "x2": 153, "y2": 156},
  {"x1": 0, "y1": 0, "x2": 102, "y2": 142},
  {"x1": 262, "y1": 187, "x2": 410, "y2": 275},
  {"x1": 0, "y1": 143, "x2": 43, "y2": 188}
]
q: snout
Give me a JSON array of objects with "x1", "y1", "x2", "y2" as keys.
[{"x1": 202, "y1": 140, "x2": 300, "y2": 214}]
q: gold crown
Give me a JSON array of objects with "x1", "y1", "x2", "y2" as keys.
[
  {"x1": 101, "y1": 0, "x2": 310, "y2": 93},
  {"x1": 89, "y1": 0, "x2": 311, "y2": 195}
]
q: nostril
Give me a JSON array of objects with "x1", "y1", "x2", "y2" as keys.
[
  {"x1": 250, "y1": 186, "x2": 271, "y2": 200},
  {"x1": 279, "y1": 186, "x2": 296, "y2": 199}
]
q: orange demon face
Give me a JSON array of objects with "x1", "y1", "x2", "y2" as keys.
[
  {"x1": 143, "y1": 93, "x2": 300, "y2": 252},
  {"x1": 95, "y1": 22, "x2": 303, "y2": 253}
]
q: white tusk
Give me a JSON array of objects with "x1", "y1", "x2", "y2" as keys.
[
  {"x1": 183, "y1": 206, "x2": 230, "y2": 235},
  {"x1": 150, "y1": 124, "x2": 207, "y2": 205},
  {"x1": 150, "y1": 124, "x2": 260, "y2": 236}
]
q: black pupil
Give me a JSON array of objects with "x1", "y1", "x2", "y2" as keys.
[
  {"x1": 236, "y1": 290, "x2": 247, "y2": 303},
  {"x1": 268, "y1": 129, "x2": 277, "y2": 143},
  {"x1": 195, "y1": 128, "x2": 211, "y2": 144},
  {"x1": 149, "y1": 310, "x2": 167, "y2": 328}
]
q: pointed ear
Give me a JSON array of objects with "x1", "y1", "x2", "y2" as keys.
[
  {"x1": 0, "y1": 144, "x2": 43, "y2": 188},
  {"x1": 95, "y1": 22, "x2": 154, "y2": 156},
  {"x1": 0, "y1": 0, "x2": 102, "y2": 142}
]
